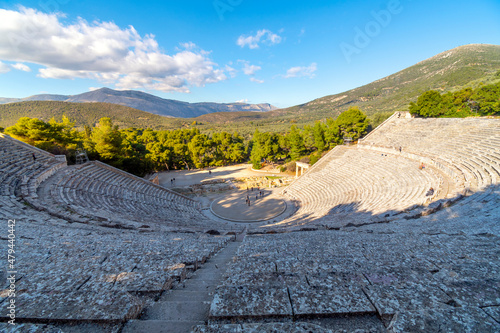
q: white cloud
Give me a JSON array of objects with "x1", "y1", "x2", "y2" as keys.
[
  {"x1": 237, "y1": 61, "x2": 263, "y2": 83},
  {"x1": 12, "y1": 62, "x2": 31, "y2": 72},
  {"x1": 225, "y1": 64, "x2": 237, "y2": 78},
  {"x1": 236, "y1": 99, "x2": 248, "y2": 103},
  {"x1": 178, "y1": 42, "x2": 196, "y2": 51},
  {"x1": 283, "y1": 63, "x2": 317, "y2": 78},
  {"x1": 237, "y1": 29, "x2": 282, "y2": 49},
  {"x1": 0, "y1": 61, "x2": 10, "y2": 73},
  {"x1": 240, "y1": 61, "x2": 261, "y2": 76},
  {"x1": 250, "y1": 77, "x2": 264, "y2": 84},
  {"x1": 0, "y1": 7, "x2": 227, "y2": 92}
]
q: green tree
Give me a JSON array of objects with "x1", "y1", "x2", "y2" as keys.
[
  {"x1": 188, "y1": 133, "x2": 213, "y2": 169},
  {"x1": 6, "y1": 117, "x2": 54, "y2": 144},
  {"x1": 173, "y1": 142, "x2": 191, "y2": 170},
  {"x1": 250, "y1": 130, "x2": 266, "y2": 169},
  {"x1": 313, "y1": 121, "x2": 326, "y2": 152},
  {"x1": 90, "y1": 117, "x2": 123, "y2": 160},
  {"x1": 47, "y1": 115, "x2": 80, "y2": 147},
  {"x1": 471, "y1": 81, "x2": 500, "y2": 115},
  {"x1": 409, "y1": 90, "x2": 444, "y2": 117},
  {"x1": 330, "y1": 107, "x2": 369, "y2": 143},
  {"x1": 212, "y1": 132, "x2": 246, "y2": 166},
  {"x1": 302, "y1": 125, "x2": 315, "y2": 151},
  {"x1": 287, "y1": 125, "x2": 306, "y2": 160}
]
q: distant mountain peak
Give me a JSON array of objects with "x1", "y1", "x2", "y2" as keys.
[{"x1": 0, "y1": 87, "x2": 278, "y2": 118}]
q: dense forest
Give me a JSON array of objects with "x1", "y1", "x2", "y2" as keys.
[
  {"x1": 410, "y1": 80, "x2": 500, "y2": 117},
  {"x1": 2, "y1": 107, "x2": 369, "y2": 176}
]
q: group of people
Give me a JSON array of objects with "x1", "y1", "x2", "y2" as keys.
[
  {"x1": 245, "y1": 188, "x2": 265, "y2": 206},
  {"x1": 170, "y1": 178, "x2": 176, "y2": 185}
]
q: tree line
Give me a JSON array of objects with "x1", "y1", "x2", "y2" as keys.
[
  {"x1": 3, "y1": 107, "x2": 369, "y2": 176},
  {"x1": 409, "y1": 81, "x2": 500, "y2": 117}
]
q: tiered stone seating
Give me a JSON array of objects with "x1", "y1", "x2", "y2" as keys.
[
  {"x1": 208, "y1": 228, "x2": 500, "y2": 331},
  {"x1": 34, "y1": 160, "x2": 208, "y2": 230},
  {"x1": 358, "y1": 116, "x2": 500, "y2": 193},
  {"x1": 0, "y1": 217, "x2": 231, "y2": 325},
  {"x1": 3, "y1": 113, "x2": 500, "y2": 331},
  {"x1": 278, "y1": 115, "x2": 500, "y2": 230},
  {"x1": 0, "y1": 134, "x2": 234, "y2": 328},
  {"x1": 0, "y1": 133, "x2": 66, "y2": 220},
  {"x1": 356, "y1": 115, "x2": 500, "y2": 225},
  {"x1": 281, "y1": 146, "x2": 443, "y2": 228}
]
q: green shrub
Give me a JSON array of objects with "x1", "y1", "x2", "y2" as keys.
[{"x1": 309, "y1": 153, "x2": 320, "y2": 165}]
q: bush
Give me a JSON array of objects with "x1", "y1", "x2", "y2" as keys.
[
  {"x1": 252, "y1": 161, "x2": 262, "y2": 169},
  {"x1": 309, "y1": 153, "x2": 320, "y2": 165}
]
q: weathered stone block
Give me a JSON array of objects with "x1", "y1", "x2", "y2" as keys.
[
  {"x1": 210, "y1": 286, "x2": 292, "y2": 319},
  {"x1": 289, "y1": 284, "x2": 375, "y2": 316},
  {"x1": 6, "y1": 290, "x2": 143, "y2": 321},
  {"x1": 364, "y1": 284, "x2": 453, "y2": 318},
  {"x1": 387, "y1": 307, "x2": 500, "y2": 333}
]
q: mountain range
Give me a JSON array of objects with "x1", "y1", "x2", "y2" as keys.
[{"x1": 0, "y1": 87, "x2": 277, "y2": 118}]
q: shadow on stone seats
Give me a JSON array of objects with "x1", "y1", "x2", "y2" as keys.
[{"x1": 264, "y1": 184, "x2": 500, "y2": 231}]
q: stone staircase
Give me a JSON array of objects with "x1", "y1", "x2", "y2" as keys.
[{"x1": 123, "y1": 231, "x2": 246, "y2": 333}]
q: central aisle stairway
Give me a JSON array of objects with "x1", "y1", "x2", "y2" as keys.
[{"x1": 122, "y1": 230, "x2": 246, "y2": 333}]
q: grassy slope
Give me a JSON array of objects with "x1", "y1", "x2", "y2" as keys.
[
  {"x1": 0, "y1": 101, "x2": 185, "y2": 130},
  {"x1": 278, "y1": 44, "x2": 500, "y2": 119}
]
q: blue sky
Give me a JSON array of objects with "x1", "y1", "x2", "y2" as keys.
[{"x1": 0, "y1": 0, "x2": 499, "y2": 108}]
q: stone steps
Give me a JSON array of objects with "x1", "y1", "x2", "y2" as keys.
[
  {"x1": 123, "y1": 240, "x2": 243, "y2": 333},
  {"x1": 123, "y1": 320, "x2": 205, "y2": 333}
]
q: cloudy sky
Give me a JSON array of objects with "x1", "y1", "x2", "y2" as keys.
[{"x1": 0, "y1": 0, "x2": 499, "y2": 108}]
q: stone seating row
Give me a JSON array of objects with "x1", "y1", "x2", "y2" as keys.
[
  {"x1": 208, "y1": 229, "x2": 500, "y2": 331},
  {"x1": 0, "y1": 217, "x2": 232, "y2": 323},
  {"x1": 58, "y1": 161, "x2": 196, "y2": 207},
  {"x1": 35, "y1": 161, "x2": 211, "y2": 230},
  {"x1": 0, "y1": 132, "x2": 57, "y2": 163},
  {"x1": 0, "y1": 133, "x2": 238, "y2": 328},
  {"x1": 0, "y1": 134, "x2": 67, "y2": 222},
  {"x1": 0, "y1": 134, "x2": 211, "y2": 232},
  {"x1": 283, "y1": 147, "x2": 441, "y2": 225},
  {"x1": 359, "y1": 117, "x2": 500, "y2": 194},
  {"x1": 0, "y1": 131, "x2": 234, "y2": 238}
]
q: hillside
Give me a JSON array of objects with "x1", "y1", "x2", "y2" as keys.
[
  {"x1": 0, "y1": 87, "x2": 278, "y2": 118},
  {"x1": 0, "y1": 101, "x2": 182, "y2": 130},
  {"x1": 277, "y1": 44, "x2": 500, "y2": 119}
]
